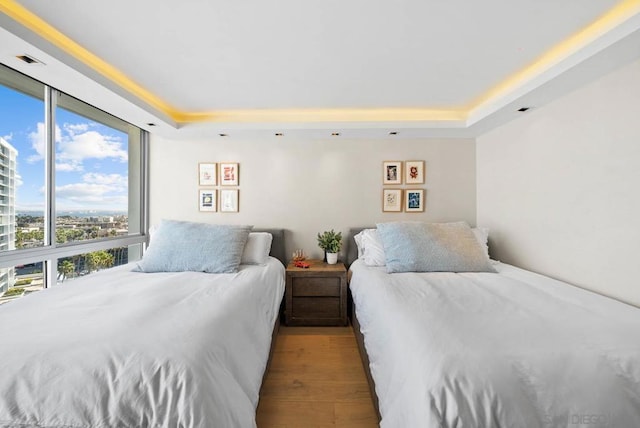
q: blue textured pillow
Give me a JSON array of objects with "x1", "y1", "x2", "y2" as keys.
[
  {"x1": 134, "y1": 220, "x2": 252, "y2": 273},
  {"x1": 376, "y1": 221, "x2": 496, "y2": 273}
]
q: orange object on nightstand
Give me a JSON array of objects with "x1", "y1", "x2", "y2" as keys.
[{"x1": 294, "y1": 261, "x2": 310, "y2": 269}]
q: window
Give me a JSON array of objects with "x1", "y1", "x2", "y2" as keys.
[
  {"x1": 56, "y1": 243, "x2": 142, "y2": 284},
  {"x1": 0, "y1": 263, "x2": 43, "y2": 305},
  {"x1": 55, "y1": 93, "x2": 139, "y2": 243},
  {"x1": 0, "y1": 68, "x2": 46, "y2": 251},
  {"x1": 0, "y1": 64, "x2": 148, "y2": 296}
]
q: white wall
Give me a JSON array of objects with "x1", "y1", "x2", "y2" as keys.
[
  {"x1": 149, "y1": 137, "x2": 476, "y2": 260},
  {"x1": 477, "y1": 58, "x2": 640, "y2": 307}
]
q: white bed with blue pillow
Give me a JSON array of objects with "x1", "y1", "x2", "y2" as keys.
[
  {"x1": 348, "y1": 222, "x2": 640, "y2": 428},
  {"x1": 0, "y1": 220, "x2": 286, "y2": 428}
]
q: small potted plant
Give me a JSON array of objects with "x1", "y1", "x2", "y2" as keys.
[{"x1": 317, "y1": 229, "x2": 342, "y2": 265}]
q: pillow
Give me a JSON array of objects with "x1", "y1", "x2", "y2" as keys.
[
  {"x1": 241, "y1": 232, "x2": 273, "y2": 265},
  {"x1": 134, "y1": 220, "x2": 252, "y2": 273},
  {"x1": 353, "y1": 230, "x2": 365, "y2": 259},
  {"x1": 376, "y1": 221, "x2": 496, "y2": 273},
  {"x1": 354, "y1": 226, "x2": 490, "y2": 266},
  {"x1": 471, "y1": 227, "x2": 490, "y2": 259},
  {"x1": 354, "y1": 229, "x2": 386, "y2": 266}
]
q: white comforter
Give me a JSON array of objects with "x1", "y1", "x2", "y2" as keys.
[
  {"x1": 350, "y1": 260, "x2": 640, "y2": 428},
  {"x1": 0, "y1": 258, "x2": 285, "y2": 428}
]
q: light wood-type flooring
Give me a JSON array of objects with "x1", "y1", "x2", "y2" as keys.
[{"x1": 257, "y1": 326, "x2": 379, "y2": 428}]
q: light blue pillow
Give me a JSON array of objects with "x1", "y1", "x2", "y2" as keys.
[
  {"x1": 134, "y1": 220, "x2": 252, "y2": 273},
  {"x1": 376, "y1": 221, "x2": 496, "y2": 273}
]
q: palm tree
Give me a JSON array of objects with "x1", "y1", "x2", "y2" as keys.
[
  {"x1": 58, "y1": 260, "x2": 75, "y2": 282},
  {"x1": 15, "y1": 229, "x2": 24, "y2": 248},
  {"x1": 97, "y1": 251, "x2": 114, "y2": 270},
  {"x1": 86, "y1": 251, "x2": 114, "y2": 273}
]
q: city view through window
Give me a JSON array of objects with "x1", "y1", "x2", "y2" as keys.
[{"x1": 0, "y1": 71, "x2": 136, "y2": 304}]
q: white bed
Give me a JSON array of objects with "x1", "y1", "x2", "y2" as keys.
[
  {"x1": 348, "y1": 225, "x2": 640, "y2": 428},
  {"x1": 0, "y1": 227, "x2": 285, "y2": 428}
]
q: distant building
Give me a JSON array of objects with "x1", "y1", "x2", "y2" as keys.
[{"x1": 0, "y1": 137, "x2": 17, "y2": 293}]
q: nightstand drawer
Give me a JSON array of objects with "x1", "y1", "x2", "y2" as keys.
[
  {"x1": 292, "y1": 277, "x2": 341, "y2": 296},
  {"x1": 292, "y1": 297, "x2": 340, "y2": 318},
  {"x1": 285, "y1": 259, "x2": 348, "y2": 326}
]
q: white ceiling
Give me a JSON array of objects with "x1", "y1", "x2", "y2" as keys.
[{"x1": 1, "y1": 0, "x2": 639, "y2": 138}]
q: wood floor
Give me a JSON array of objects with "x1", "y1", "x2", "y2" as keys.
[{"x1": 257, "y1": 326, "x2": 379, "y2": 428}]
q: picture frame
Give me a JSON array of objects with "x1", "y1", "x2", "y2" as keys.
[
  {"x1": 220, "y1": 162, "x2": 239, "y2": 186},
  {"x1": 405, "y1": 160, "x2": 425, "y2": 184},
  {"x1": 382, "y1": 188, "x2": 403, "y2": 212},
  {"x1": 404, "y1": 189, "x2": 425, "y2": 212},
  {"x1": 198, "y1": 189, "x2": 216, "y2": 212},
  {"x1": 220, "y1": 189, "x2": 239, "y2": 213},
  {"x1": 198, "y1": 162, "x2": 217, "y2": 186},
  {"x1": 383, "y1": 161, "x2": 402, "y2": 185}
]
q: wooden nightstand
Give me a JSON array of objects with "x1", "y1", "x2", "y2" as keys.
[{"x1": 285, "y1": 259, "x2": 348, "y2": 326}]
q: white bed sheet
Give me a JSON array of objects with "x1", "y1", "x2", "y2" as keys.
[
  {"x1": 350, "y1": 259, "x2": 640, "y2": 428},
  {"x1": 0, "y1": 257, "x2": 285, "y2": 428}
]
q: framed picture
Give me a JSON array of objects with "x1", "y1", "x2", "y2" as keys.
[
  {"x1": 220, "y1": 189, "x2": 239, "y2": 212},
  {"x1": 382, "y1": 189, "x2": 402, "y2": 212},
  {"x1": 405, "y1": 189, "x2": 425, "y2": 212},
  {"x1": 198, "y1": 189, "x2": 216, "y2": 212},
  {"x1": 383, "y1": 161, "x2": 402, "y2": 184},
  {"x1": 405, "y1": 160, "x2": 425, "y2": 184},
  {"x1": 198, "y1": 162, "x2": 217, "y2": 186},
  {"x1": 220, "y1": 162, "x2": 239, "y2": 186}
]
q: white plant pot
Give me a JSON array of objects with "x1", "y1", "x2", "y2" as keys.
[{"x1": 326, "y1": 252, "x2": 338, "y2": 265}]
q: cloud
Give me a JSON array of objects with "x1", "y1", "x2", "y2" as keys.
[
  {"x1": 82, "y1": 172, "x2": 127, "y2": 189},
  {"x1": 2, "y1": 133, "x2": 12, "y2": 142},
  {"x1": 63, "y1": 123, "x2": 89, "y2": 135},
  {"x1": 56, "y1": 162, "x2": 83, "y2": 172},
  {"x1": 56, "y1": 182, "x2": 116, "y2": 199},
  {"x1": 55, "y1": 173, "x2": 128, "y2": 210},
  {"x1": 27, "y1": 124, "x2": 44, "y2": 162},
  {"x1": 21, "y1": 120, "x2": 129, "y2": 210},
  {"x1": 58, "y1": 130, "x2": 127, "y2": 163},
  {"x1": 27, "y1": 123, "x2": 61, "y2": 163},
  {"x1": 56, "y1": 182, "x2": 127, "y2": 209},
  {"x1": 27, "y1": 122, "x2": 127, "y2": 168}
]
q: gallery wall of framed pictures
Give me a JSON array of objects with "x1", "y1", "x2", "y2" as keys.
[
  {"x1": 197, "y1": 162, "x2": 240, "y2": 213},
  {"x1": 382, "y1": 160, "x2": 425, "y2": 213}
]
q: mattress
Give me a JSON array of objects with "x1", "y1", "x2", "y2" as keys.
[
  {"x1": 0, "y1": 257, "x2": 285, "y2": 428},
  {"x1": 350, "y1": 259, "x2": 640, "y2": 428}
]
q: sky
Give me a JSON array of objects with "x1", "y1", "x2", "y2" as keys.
[{"x1": 0, "y1": 84, "x2": 128, "y2": 213}]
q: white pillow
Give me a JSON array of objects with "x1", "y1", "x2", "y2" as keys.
[
  {"x1": 354, "y1": 229, "x2": 386, "y2": 266},
  {"x1": 354, "y1": 231, "x2": 365, "y2": 259},
  {"x1": 472, "y1": 227, "x2": 490, "y2": 259},
  {"x1": 241, "y1": 232, "x2": 273, "y2": 265}
]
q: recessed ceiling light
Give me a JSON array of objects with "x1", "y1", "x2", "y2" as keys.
[
  {"x1": 274, "y1": 133, "x2": 283, "y2": 137},
  {"x1": 16, "y1": 54, "x2": 44, "y2": 65},
  {"x1": 389, "y1": 131, "x2": 398, "y2": 135},
  {"x1": 219, "y1": 133, "x2": 228, "y2": 137},
  {"x1": 517, "y1": 107, "x2": 531, "y2": 112},
  {"x1": 331, "y1": 132, "x2": 341, "y2": 136},
  {"x1": 146, "y1": 123, "x2": 156, "y2": 127}
]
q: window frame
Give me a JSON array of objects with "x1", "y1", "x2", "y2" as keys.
[{"x1": 0, "y1": 64, "x2": 149, "y2": 285}]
